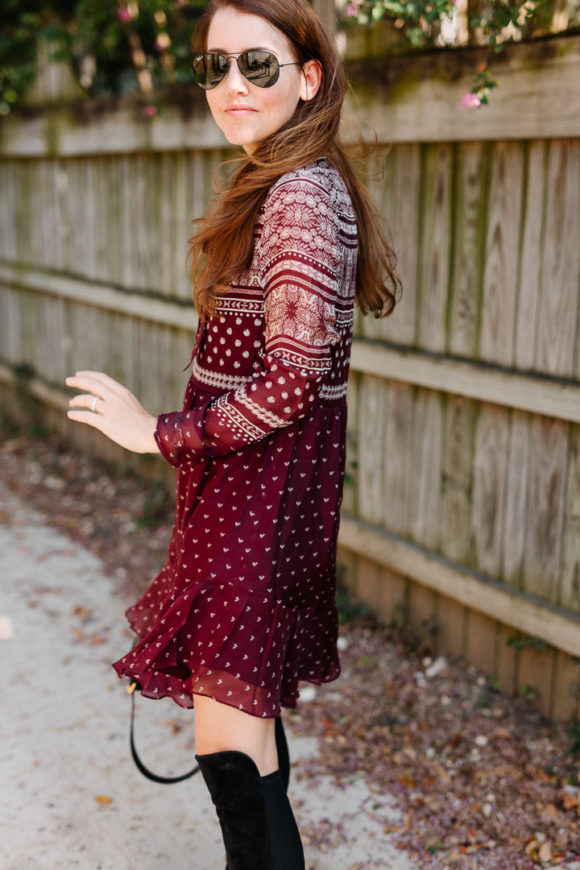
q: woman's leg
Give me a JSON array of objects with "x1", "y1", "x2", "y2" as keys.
[
  {"x1": 194, "y1": 695, "x2": 304, "y2": 870},
  {"x1": 194, "y1": 695, "x2": 278, "y2": 774}
]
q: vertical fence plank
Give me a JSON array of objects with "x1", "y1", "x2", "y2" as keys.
[
  {"x1": 435, "y1": 594, "x2": 467, "y2": 658},
  {"x1": 479, "y1": 142, "x2": 524, "y2": 367},
  {"x1": 120, "y1": 154, "x2": 136, "y2": 289},
  {"x1": 464, "y1": 611, "x2": 498, "y2": 677},
  {"x1": 536, "y1": 140, "x2": 580, "y2": 377},
  {"x1": 560, "y1": 424, "x2": 580, "y2": 612},
  {"x1": 523, "y1": 417, "x2": 569, "y2": 602},
  {"x1": 448, "y1": 142, "x2": 488, "y2": 358},
  {"x1": 357, "y1": 375, "x2": 387, "y2": 525},
  {"x1": 514, "y1": 141, "x2": 546, "y2": 371},
  {"x1": 471, "y1": 405, "x2": 510, "y2": 577},
  {"x1": 517, "y1": 645, "x2": 556, "y2": 719},
  {"x1": 408, "y1": 388, "x2": 443, "y2": 550},
  {"x1": 440, "y1": 395, "x2": 476, "y2": 564},
  {"x1": 502, "y1": 410, "x2": 530, "y2": 587},
  {"x1": 382, "y1": 382, "x2": 413, "y2": 537},
  {"x1": 362, "y1": 144, "x2": 420, "y2": 345},
  {"x1": 550, "y1": 652, "x2": 580, "y2": 721},
  {"x1": 416, "y1": 143, "x2": 453, "y2": 354},
  {"x1": 495, "y1": 624, "x2": 519, "y2": 696},
  {"x1": 175, "y1": 151, "x2": 193, "y2": 300}
]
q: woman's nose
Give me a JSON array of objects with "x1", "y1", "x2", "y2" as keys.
[{"x1": 224, "y1": 57, "x2": 249, "y2": 94}]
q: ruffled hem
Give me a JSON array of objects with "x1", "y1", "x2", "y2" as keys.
[{"x1": 111, "y1": 578, "x2": 339, "y2": 718}]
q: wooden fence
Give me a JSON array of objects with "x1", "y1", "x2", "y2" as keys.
[{"x1": 1, "y1": 33, "x2": 579, "y2": 719}]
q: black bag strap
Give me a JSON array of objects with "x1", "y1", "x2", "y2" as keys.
[{"x1": 129, "y1": 681, "x2": 199, "y2": 785}]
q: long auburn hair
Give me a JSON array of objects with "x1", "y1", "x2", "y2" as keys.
[{"x1": 188, "y1": 0, "x2": 401, "y2": 319}]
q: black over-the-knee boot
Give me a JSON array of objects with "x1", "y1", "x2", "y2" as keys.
[
  {"x1": 275, "y1": 715, "x2": 290, "y2": 792},
  {"x1": 196, "y1": 750, "x2": 305, "y2": 870}
]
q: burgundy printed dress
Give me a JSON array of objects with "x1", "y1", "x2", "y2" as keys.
[{"x1": 112, "y1": 158, "x2": 358, "y2": 718}]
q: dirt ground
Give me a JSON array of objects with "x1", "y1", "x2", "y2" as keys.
[{"x1": 1, "y1": 419, "x2": 579, "y2": 869}]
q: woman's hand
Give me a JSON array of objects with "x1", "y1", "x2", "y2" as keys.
[{"x1": 65, "y1": 371, "x2": 160, "y2": 455}]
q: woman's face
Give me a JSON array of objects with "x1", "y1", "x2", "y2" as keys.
[{"x1": 204, "y1": 7, "x2": 317, "y2": 154}]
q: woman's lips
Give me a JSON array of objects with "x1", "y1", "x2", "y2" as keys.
[{"x1": 226, "y1": 105, "x2": 257, "y2": 114}]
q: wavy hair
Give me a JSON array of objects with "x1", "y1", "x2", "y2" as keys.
[{"x1": 188, "y1": 0, "x2": 401, "y2": 318}]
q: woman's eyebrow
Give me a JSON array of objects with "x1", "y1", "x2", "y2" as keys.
[{"x1": 206, "y1": 45, "x2": 275, "y2": 53}]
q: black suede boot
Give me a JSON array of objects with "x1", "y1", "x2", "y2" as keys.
[
  {"x1": 275, "y1": 715, "x2": 290, "y2": 791},
  {"x1": 196, "y1": 750, "x2": 305, "y2": 870}
]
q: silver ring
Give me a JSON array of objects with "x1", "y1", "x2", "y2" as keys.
[{"x1": 91, "y1": 396, "x2": 99, "y2": 413}]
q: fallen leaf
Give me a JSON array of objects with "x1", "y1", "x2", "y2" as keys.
[
  {"x1": 562, "y1": 791, "x2": 578, "y2": 811},
  {"x1": 73, "y1": 606, "x2": 92, "y2": 623},
  {"x1": 94, "y1": 795, "x2": 113, "y2": 805},
  {"x1": 89, "y1": 633, "x2": 105, "y2": 645},
  {"x1": 525, "y1": 838, "x2": 538, "y2": 856}
]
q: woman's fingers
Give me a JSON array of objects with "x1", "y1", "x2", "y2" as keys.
[
  {"x1": 72, "y1": 370, "x2": 126, "y2": 391},
  {"x1": 67, "y1": 392, "x2": 103, "y2": 411},
  {"x1": 65, "y1": 371, "x2": 159, "y2": 454},
  {"x1": 65, "y1": 371, "x2": 118, "y2": 397},
  {"x1": 66, "y1": 408, "x2": 107, "y2": 429}
]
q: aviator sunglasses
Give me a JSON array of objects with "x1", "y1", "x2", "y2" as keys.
[{"x1": 192, "y1": 50, "x2": 301, "y2": 90}]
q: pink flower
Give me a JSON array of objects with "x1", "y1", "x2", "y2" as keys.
[
  {"x1": 117, "y1": 8, "x2": 132, "y2": 22},
  {"x1": 143, "y1": 104, "x2": 157, "y2": 118},
  {"x1": 461, "y1": 92, "x2": 481, "y2": 109},
  {"x1": 346, "y1": 2, "x2": 361, "y2": 16}
]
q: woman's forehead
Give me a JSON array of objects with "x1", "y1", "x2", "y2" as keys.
[{"x1": 207, "y1": 7, "x2": 292, "y2": 54}]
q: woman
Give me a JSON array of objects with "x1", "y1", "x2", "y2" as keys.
[{"x1": 66, "y1": 1, "x2": 399, "y2": 867}]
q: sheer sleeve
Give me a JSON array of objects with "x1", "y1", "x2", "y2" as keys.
[{"x1": 155, "y1": 177, "x2": 341, "y2": 466}]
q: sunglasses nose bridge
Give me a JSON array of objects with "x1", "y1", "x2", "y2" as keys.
[{"x1": 221, "y1": 54, "x2": 249, "y2": 90}]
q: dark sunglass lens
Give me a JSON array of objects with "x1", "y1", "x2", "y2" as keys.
[
  {"x1": 239, "y1": 51, "x2": 279, "y2": 87},
  {"x1": 192, "y1": 53, "x2": 228, "y2": 89}
]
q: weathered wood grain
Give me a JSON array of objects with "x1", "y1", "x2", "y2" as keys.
[
  {"x1": 407, "y1": 581, "x2": 438, "y2": 647},
  {"x1": 514, "y1": 141, "x2": 546, "y2": 371},
  {"x1": 435, "y1": 593, "x2": 466, "y2": 658},
  {"x1": 523, "y1": 417, "x2": 569, "y2": 602},
  {"x1": 382, "y1": 382, "x2": 413, "y2": 537},
  {"x1": 408, "y1": 388, "x2": 443, "y2": 550},
  {"x1": 502, "y1": 410, "x2": 530, "y2": 587},
  {"x1": 448, "y1": 143, "x2": 487, "y2": 358},
  {"x1": 536, "y1": 140, "x2": 580, "y2": 377},
  {"x1": 560, "y1": 424, "x2": 580, "y2": 612},
  {"x1": 440, "y1": 396, "x2": 475, "y2": 564},
  {"x1": 338, "y1": 514, "x2": 580, "y2": 658},
  {"x1": 357, "y1": 375, "x2": 386, "y2": 525},
  {"x1": 517, "y1": 644, "x2": 556, "y2": 719},
  {"x1": 464, "y1": 610, "x2": 498, "y2": 677},
  {"x1": 361, "y1": 144, "x2": 420, "y2": 345},
  {"x1": 471, "y1": 404, "x2": 509, "y2": 577},
  {"x1": 479, "y1": 142, "x2": 523, "y2": 367},
  {"x1": 416, "y1": 143, "x2": 452, "y2": 354},
  {"x1": 495, "y1": 623, "x2": 519, "y2": 697},
  {"x1": 349, "y1": 341, "x2": 580, "y2": 424},
  {"x1": 550, "y1": 651, "x2": 580, "y2": 721}
]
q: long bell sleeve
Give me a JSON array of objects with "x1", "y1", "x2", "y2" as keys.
[{"x1": 155, "y1": 176, "x2": 342, "y2": 466}]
